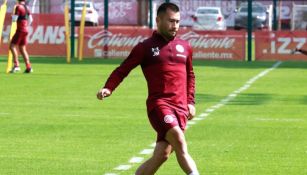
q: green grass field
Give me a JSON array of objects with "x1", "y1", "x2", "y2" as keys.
[{"x1": 0, "y1": 57, "x2": 306, "y2": 175}]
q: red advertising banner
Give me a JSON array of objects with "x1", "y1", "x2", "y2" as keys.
[
  {"x1": 81, "y1": 28, "x2": 246, "y2": 60},
  {"x1": 80, "y1": 26, "x2": 151, "y2": 58},
  {"x1": 178, "y1": 30, "x2": 246, "y2": 60},
  {"x1": 1, "y1": 14, "x2": 245, "y2": 60},
  {"x1": 255, "y1": 31, "x2": 307, "y2": 60},
  {"x1": 1, "y1": 14, "x2": 66, "y2": 57}
]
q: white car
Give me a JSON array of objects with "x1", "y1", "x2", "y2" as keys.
[
  {"x1": 69, "y1": 1, "x2": 99, "y2": 26},
  {"x1": 192, "y1": 7, "x2": 226, "y2": 31}
]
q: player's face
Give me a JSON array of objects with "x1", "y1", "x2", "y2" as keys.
[{"x1": 157, "y1": 9, "x2": 180, "y2": 40}]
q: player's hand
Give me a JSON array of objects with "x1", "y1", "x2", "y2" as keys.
[
  {"x1": 187, "y1": 104, "x2": 196, "y2": 120},
  {"x1": 97, "y1": 88, "x2": 111, "y2": 100}
]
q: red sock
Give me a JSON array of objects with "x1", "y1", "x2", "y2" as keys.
[{"x1": 26, "y1": 63, "x2": 31, "y2": 69}]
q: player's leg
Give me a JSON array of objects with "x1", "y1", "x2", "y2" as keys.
[
  {"x1": 136, "y1": 106, "x2": 175, "y2": 175},
  {"x1": 9, "y1": 42, "x2": 20, "y2": 72},
  {"x1": 135, "y1": 141, "x2": 172, "y2": 175},
  {"x1": 10, "y1": 32, "x2": 21, "y2": 69},
  {"x1": 19, "y1": 45, "x2": 31, "y2": 70},
  {"x1": 18, "y1": 32, "x2": 32, "y2": 72},
  {"x1": 165, "y1": 126, "x2": 199, "y2": 175}
]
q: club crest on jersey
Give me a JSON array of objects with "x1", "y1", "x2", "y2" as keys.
[
  {"x1": 164, "y1": 114, "x2": 175, "y2": 124},
  {"x1": 152, "y1": 47, "x2": 160, "y2": 56},
  {"x1": 175, "y1": 44, "x2": 187, "y2": 59},
  {"x1": 176, "y1": 44, "x2": 184, "y2": 53}
]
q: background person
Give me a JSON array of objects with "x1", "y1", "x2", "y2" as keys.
[{"x1": 9, "y1": 0, "x2": 33, "y2": 73}]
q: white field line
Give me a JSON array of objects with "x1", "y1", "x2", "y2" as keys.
[{"x1": 103, "y1": 61, "x2": 282, "y2": 175}]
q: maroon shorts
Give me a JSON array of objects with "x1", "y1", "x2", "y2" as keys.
[
  {"x1": 11, "y1": 31, "x2": 28, "y2": 46},
  {"x1": 148, "y1": 106, "x2": 188, "y2": 142}
]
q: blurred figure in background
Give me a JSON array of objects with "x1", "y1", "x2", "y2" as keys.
[{"x1": 10, "y1": 0, "x2": 33, "y2": 73}]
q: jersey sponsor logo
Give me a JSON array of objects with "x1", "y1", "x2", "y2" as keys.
[
  {"x1": 176, "y1": 54, "x2": 187, "y2": 59},
  {"x1": 152, "y1": 47, "x2": 160, "y2": 56},
  {"x1": 164, "y1": 114, "x2": 175, "y2": 124}
]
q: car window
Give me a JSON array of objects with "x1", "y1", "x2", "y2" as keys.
[
  {"x1": 239, "y1": 7, "x2": 248, "y2": 13},
  {"x1": 253, "y1": 6, "x2": 265, "y2": 13},
  {"x1": 197, "y1": 9, "x2": 219, "y2": 15},
  {"x1": 239, "y1": 6, "x2": 265, "y2": 13},
  {"x1": 75, "y1": 3, "x2": 91, "y2": 8}
]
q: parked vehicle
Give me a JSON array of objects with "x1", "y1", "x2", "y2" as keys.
[
  {"x1": 191, "y1": 7, "x2": 226, "y2": 31},
  {"x1": 234, "y1": 2, "x2": 268, "y2": 30},
  {"x1": 69, "y1": 1, "x2": 99, "y2": 26}
]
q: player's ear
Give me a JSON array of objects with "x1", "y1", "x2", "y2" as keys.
[{"x1": 156, "y1": 16, "x2": 160, "y2": 24}]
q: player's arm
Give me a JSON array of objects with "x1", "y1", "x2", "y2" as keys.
[
  {"x1": 96, "y1": 43, "x2": 145, "y2": 100},
  {"x1": 295, "y1": 48, "x2": 307, "y2": 55},
  {"x1": 27, "y1": 6, "x2": 33, "y2": 25},
  {"x1": 28, "y1": 14, "x2": 33, "y2": 25},
  {"x1": 11, "y1": 5, "x2": 19, "y2": 22},
  {"x1": 186, "y1": 45, "x2": 196, "y2": 120}
]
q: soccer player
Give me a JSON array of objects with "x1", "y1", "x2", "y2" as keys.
[
  {"x1": 9, "y1": 0, "x2": 33, "y2": 73},
  {"x1": 97, "y1": 2, "x2": 199, "y2": 175}
]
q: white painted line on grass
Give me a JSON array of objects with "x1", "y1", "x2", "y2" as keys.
[
  {"x1": 212, "y1": 103, "x2": 224, "y2": 109},
  {"x1": 140, "y1": 149, "x2": 154, "y2": 155},
  {"x1": 187, "y1": 121, "x2": 196, "y2": 125},
  {"x1": 220, "y1": 100, "x2": 229, "y2": 104},
  {"x1": 199, "y1": 113, "x2": 209, "y2": 117},
  {"x1": 205, "y1": 108, "x2": 215, "y2": 113},
  {"x1": 114, "y1": 165, "x2": 132, "y2": 171},
  {"x1": 103, "y1": 61, "x2": 282, "y2": 175},
  {"x1": 229, "y1": 93, "x2": 237, "y2": 97},
  {"x1": 129, "y1": 157, "x2": 144, "y2": 163},
  {"x1": 193, "y1": 117, "x2": 204, "y2": 121}
]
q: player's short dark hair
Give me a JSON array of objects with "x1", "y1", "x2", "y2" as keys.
[{"x1": 157, "y1": 2, "x2": 179, "y2": 16}]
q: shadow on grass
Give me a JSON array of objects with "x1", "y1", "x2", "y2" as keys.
[
  {"x1": 195, "y1": 93, "x2": 225, "y2": 105},
  {"x1": 193, "y1": 60, "x2": 307, "y2": 69},
  {"x1": 227, "y1": 93, "x2": 272, "y2": 105},
  {"x1": 299, "y1": 96, "x2": 307, "y2": 105}
]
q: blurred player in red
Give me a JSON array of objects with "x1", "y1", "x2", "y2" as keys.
[
  {"x1": 10, "y1": 0, "x2": 33, "y2": 73},
  {"x1": 97, "y1": 2, "x2": 199, "y2": 175}
]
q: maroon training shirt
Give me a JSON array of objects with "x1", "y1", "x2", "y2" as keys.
[
  {"x1": 104, "y1": 31, "x2": 195, "y2": 115},
  {"x1": 15, "y1": 3, "x2": 30, "y2": 33}
]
